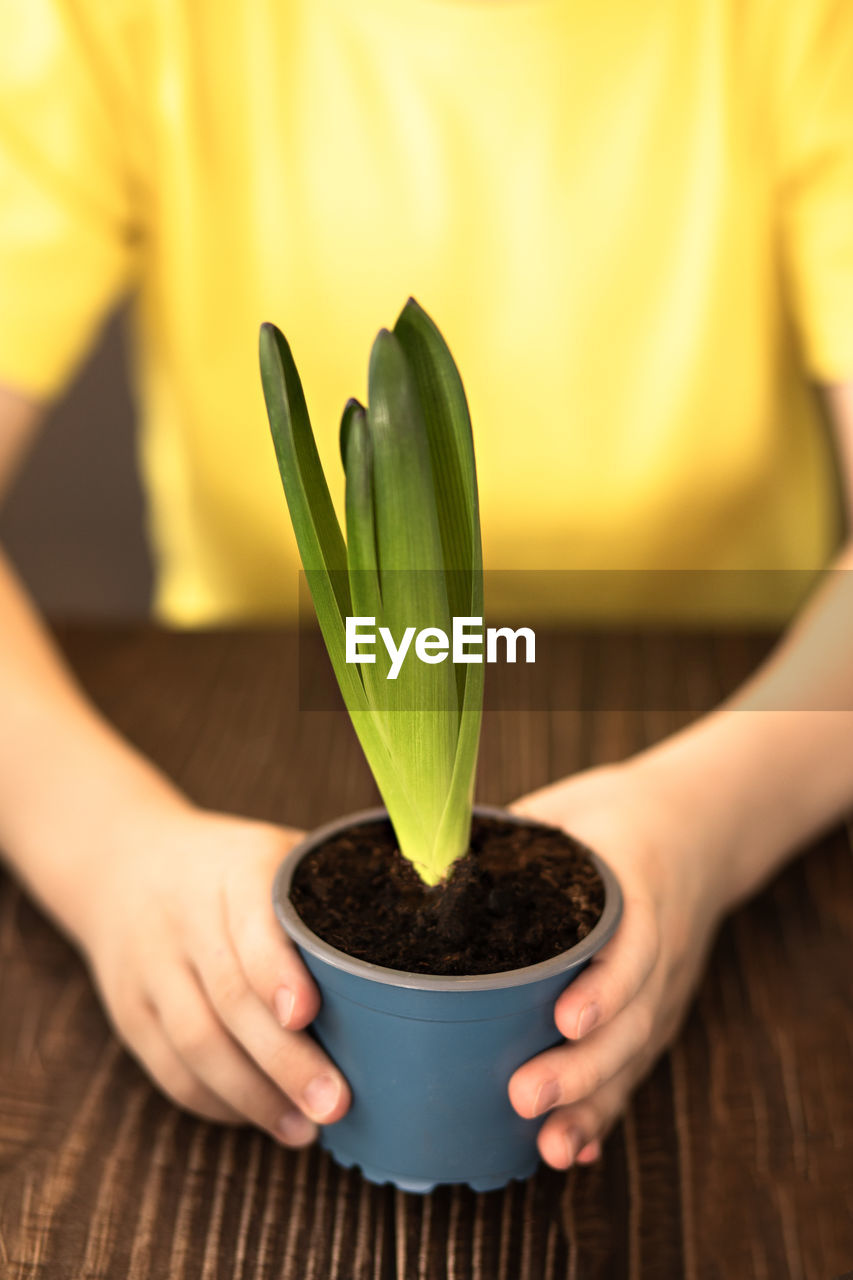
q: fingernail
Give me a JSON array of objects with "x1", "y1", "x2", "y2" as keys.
[
  {"x1": 276, "y1": 1109, "x2": 316, "y2": 1145},
  {"x1": 302, "y1": 1073, "x2": 341, "y2": 1121},
  {"x1": 577, "y1": 1139, "x2": 602, "y2": 1164},
  {"x1": 576, "y1": 1002, "x2": 600, "y2": 1039},
  {"x1": 532, "y1": 1079, "x2": 561, "y2": 1117},
  {"x1": 564, "y1": 1129, "x2": 584, "y2": 1166},
  {"x1": 274, "y1": 985, "x2": 295, "y2": 1027}
]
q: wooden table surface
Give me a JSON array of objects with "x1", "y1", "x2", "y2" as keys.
[{"x1": 1, "y1": 627, "x2": 851, "y2": 1280}]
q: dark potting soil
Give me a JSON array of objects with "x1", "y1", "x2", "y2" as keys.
[{"x1": 290, "y1": 815, "x2": 605, "y2": 975}]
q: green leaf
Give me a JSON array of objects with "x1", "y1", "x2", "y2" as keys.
[
  {"x1": 393, "y1": 300, "x2": 484, "y2": 866},
  {"x1": 260, "y1": 323, "x2": 422, "y2": 846},
  {"x1": 260, "y1": 304, "x2": 485, "y2": 886},
  {"x1": 259, "y1": 323, "x2": 349, "y2": 613},
  {"x1": 341, "y1": 396, "x2": 383, "y2": 707},
  {"x1": 363, "y1": 329, "x2": 460, "y2": 881},
  {"x1": 340, "y1": 398, "x2": 381, "y2": 614}
]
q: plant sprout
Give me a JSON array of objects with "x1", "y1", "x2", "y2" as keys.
[{"x1": 259, "y1": 298, "x2": 484, "y2": 886}]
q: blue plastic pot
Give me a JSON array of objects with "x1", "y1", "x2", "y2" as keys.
[{"x1": 272, "y1": 805, "x2": 622, "y2": 1193}]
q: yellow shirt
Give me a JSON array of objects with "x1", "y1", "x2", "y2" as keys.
[{"x1": 1, "y1": 0, "x2": 852, "y2": 625}]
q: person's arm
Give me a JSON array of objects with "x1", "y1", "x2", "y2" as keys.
[
  {"x1": 508, "y1": 379, "x2": 853, "y2": 1170},
  {"x1": 0, "y1": 383, "x2": 350, "y2": 1144}
]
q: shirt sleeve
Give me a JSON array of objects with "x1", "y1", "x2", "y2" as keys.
[
  {"x1": 776, "y1": 0, "x2": 853, "y2": 383},
  {"x1": 0, "y1": 1, "x2": 141, "y2": 401}
]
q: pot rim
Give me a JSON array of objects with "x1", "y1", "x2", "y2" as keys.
[{"x1": 272, "y1": 805, "x2": 623, "y2": 992}]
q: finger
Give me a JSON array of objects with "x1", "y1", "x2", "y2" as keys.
[
  {"x1": 508, "y1": 999, "x2": 653, "y2": 1118},
  {"x1": 152, "y1": 961, "x2": 319, "y2": 1146},
  {"x1": 508, "y1": 766, "x2": 620, "y2": 828},
  {"x1": 191, "y1": 942, "x2": 351, "y2": 1126},
  {"x1": 223, "y1": 858, "x2": 321, "y2": 1032},
  {"x1": 576, "y1": 1140, "x2": 602, "y2": 1164},
  {"x1": 536, "y1": 1066, "x2": 635, "y2": 1170},
  {"x1": 552, "y1": 894, "x2": 659, "y2": 1041},
  {"x1": 119, "y1": 998, "x2": 244, "y2": 1125}
]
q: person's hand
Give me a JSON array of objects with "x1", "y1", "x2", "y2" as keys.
[
  {"x1": 71, "y1": 797, "x2": 350, "y2": 1146},
  {"x1": 507, "y1": 755, "x2": 733, "y2": 1169}
]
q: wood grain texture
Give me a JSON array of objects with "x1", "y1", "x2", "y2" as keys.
[{"x1": 0, "y1": 627, "x2": 851, "y2": 1279}]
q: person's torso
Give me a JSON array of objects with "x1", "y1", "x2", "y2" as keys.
[{"x1": 120, "y1": 0, "x2": 842, "y2": 624}]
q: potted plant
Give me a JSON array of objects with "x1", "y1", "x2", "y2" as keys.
[{"x1": 259, "y1": 299, "x2": 622, "y2": 1193}]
